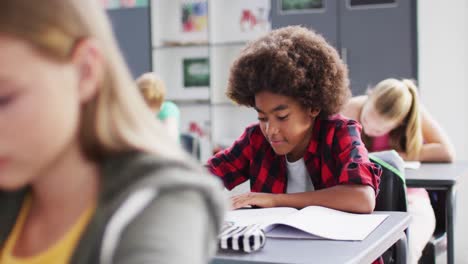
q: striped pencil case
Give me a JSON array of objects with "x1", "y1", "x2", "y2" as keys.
[{"x1": 218, "y1": 222, "x2": 266, "y2": 253}]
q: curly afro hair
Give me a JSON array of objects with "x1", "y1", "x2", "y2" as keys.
[{"x1": 227, "y1": 25, "x2": 350, "y2": 116}]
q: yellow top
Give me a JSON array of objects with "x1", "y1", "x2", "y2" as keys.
[{"x1": 0, "y1": 196, "x2": 95, "y2": 264}]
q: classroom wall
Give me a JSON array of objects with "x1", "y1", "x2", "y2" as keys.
[
  {"x1": 418, "y1": 1, "x2": 468, "y2": 263},
  {"x1": 418, "y1": 1, "x2": 468, "y2": 160}
]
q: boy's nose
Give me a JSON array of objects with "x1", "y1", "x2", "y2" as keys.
[{"x1": 265, "y1": 122, "x2": 279, "y2": 136}]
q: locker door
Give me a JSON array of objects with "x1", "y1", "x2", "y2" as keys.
[
  {"x1": 108, "y1": 6, "x2": 152, "y2": 78},
  {"x1": 270, "y1": 0, "x2": 338, "y2": 48},
  {"x1": 340, "y1": 0, "x2": 417, "y2": 95}
]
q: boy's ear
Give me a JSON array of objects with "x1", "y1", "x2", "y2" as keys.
[
  {"x1": 310, "y1": 108, "x2": 321, "y2": 118},
  {"x1": 70, "y1": 38, "x2": 104, "y2": 104}
]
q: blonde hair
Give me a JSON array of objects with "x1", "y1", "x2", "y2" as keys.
[
  {"x1": 136, "y1": 72, "x2": 166, "y2": 111},
  {"x1": 0, "y1": 0, "x2": 186, "y2": 161},
  {"x1": 366, "y1": 78, "x2": 423, "y2": 159}
]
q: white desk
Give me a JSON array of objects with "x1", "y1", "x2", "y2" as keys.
[
  {"x1": 213, "y1": 211, "x2": 410, "y2": 264},
  {"x1": 405, "y1": 161, "x2": 468, "y2": 264}
]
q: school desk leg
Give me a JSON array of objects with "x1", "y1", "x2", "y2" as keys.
[
  {"x1": 395, "y1": 232, "x2": 408, "y2": 264},
  {"x1": 447, "y1": 185, "x2": 457, "y2": 264}
]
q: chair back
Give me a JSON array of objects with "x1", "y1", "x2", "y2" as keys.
[
  {"x1": 369, "y1": 150, "x2": 407, "y2": 264},
  {"x1": 370, "y1": 150, "x2": 407, "y2": 212},
  {"x1": 180, "y1": 133, "x2": 201, "y2": 160}
]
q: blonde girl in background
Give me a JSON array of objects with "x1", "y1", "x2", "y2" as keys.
[
  {"x1": 137, "y1": 72, "x2": 181, "y2": 142},
  {"x1": 342, "y1": 78, "x2": 455, "y2": 264},
  {"x1": 0, "y1": 1, "x2": 224, "y2": 263}
]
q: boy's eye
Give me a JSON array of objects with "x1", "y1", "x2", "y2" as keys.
[
  {"x1": 258, "y1": 116, "x2": 267, "y2": 122},
  {"x1": 277, "y1": 115, "x2": 289, "y2": 121},
  {"x1": 0, "y1": 95, "x2": 14, "y2": 107}
]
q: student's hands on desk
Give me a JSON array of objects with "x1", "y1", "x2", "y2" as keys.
[
  {"x1": 231, "y1": 192, "x2": 277, "y2": 209},
  {"x1": 230, "y1": 185, "x2": 375, "y2": 213}
]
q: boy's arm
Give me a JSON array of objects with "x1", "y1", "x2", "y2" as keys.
[
  {"x1": 206, "y1": 127, "x2": 254, "y2": 190},
  {"x1": 328, "y1": 120, "x2": 380, "y2": 212},
  {"x1": 231, "y1": 185, "x2": 375, "y2": 213}
]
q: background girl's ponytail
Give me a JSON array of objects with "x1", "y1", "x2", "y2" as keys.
[{"x1": 402, "y1": 79, "x2": 423, "y2": 159}]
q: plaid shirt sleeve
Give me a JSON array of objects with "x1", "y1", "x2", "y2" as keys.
[
  {"x1": 206, "y1": 126, "x2": 254, "y2": 190},
  {"x1": 332, "y1": 120, "x2": 381, "y2": 193}
]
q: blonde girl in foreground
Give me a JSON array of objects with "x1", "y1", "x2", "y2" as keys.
[{"x1": 0, "y1": 1, "x2": 224, "y2": 263}]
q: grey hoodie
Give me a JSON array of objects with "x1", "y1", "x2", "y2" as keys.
[{"x1": 0, "y1": 151, "x2": 226, "y2": 264}]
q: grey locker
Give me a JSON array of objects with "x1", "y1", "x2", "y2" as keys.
[
  {"x1": 340, "y1": 0, "x2": 417, "y2": 95},
  {"x1": 271, "y1": 0, "x2": 338, "y2": 48},
  {"x1": 108, "y1": 7, "x2": 152, "y2": 78},
  {"x1": 270, "y1": 0, "x2": 417, "y2": 95}
]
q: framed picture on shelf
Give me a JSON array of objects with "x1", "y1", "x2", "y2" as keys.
[
  {"x1": 183, "y1": 57, "x2": 210, "y2": 88},
  {"x1": 209, "y1": 0, "x2": 271, "y2": 44},
  {"x1": 181, "y1": 1, "x2": 208, "y2": 33},
  {"x1": 153, "y1": 47, "x2": 209, "y2": 101},
  {"x1": 151, "y1": 0, "x2": 208, "y2": 46},
  {"x1": 279, "y1": 0, "x2": 324, "y2": 14}
]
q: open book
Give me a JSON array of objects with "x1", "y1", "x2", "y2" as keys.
[
  {"x1": 225, "y1": 206, "x2": 388, "y2": 241},
  {"x1": 404, "y1": 161, "x2": 421, "y2": 170}
]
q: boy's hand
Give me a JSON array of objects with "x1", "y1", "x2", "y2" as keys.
[{"x1": 230, "y1": 192, "x2": 276, "y2": 209}]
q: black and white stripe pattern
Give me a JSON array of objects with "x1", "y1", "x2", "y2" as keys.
[{"x1": 218, "y1": 223, "x2": 266, "y2": 253}]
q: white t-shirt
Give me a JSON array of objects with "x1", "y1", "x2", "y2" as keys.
[{"x1": 286, "y1": 157, "x2": 315, "y2": 193}]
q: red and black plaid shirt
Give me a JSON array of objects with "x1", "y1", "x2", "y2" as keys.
[{"x1": 207, "y1": 115, "x2": 381, "y2": 194}]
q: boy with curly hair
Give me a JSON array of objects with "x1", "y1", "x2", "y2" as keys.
[{"x1": 207, "y1": 26, "x2": 381, "y2": 214}]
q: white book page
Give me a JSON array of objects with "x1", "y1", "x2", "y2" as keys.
[
  {"x1": 266, "y1": 225, "x2": 322, "y2": 239},
  {"x1": 404, "y1": 161, "x2": 421, "y2": 169},
  {"x1": 224, "y1": 207, "x2": 297, "y2": 229},
  {"x1": 271, "y1": 206, "x2": 388, "y2": 241}
]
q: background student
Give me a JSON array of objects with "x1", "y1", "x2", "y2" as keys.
[
  {"x1": 341, "y1": 78, "x2": 455, "y2": 264},
  {"x1": 137, "y1": 72, "x2": 181, "y2": 142},
  {"x1": 206, "y1": 26, "x2": 381, "y2": 215},
  {"x1": 0, "y1": 1, "x2": 224, "y2": 263}
]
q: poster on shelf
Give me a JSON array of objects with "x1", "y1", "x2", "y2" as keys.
[
  {"x1": 153, "y1": 47, "x2": 210, "y2": 101},
  {"x1": 183, "y1": 58, "x2": 210, "y2": 87},
  {"x1": 209, "y1": 0, "x2": 271, "y2": 44},
  {"x1": 181, "y1": 1, "x2": 208, "y2": 33},
  {"x1": 151, "y1": 0, "x2": 209, "y2": 46},
  {"x1": 101, "y1": 0, "x2": 148, "y2": 10}
]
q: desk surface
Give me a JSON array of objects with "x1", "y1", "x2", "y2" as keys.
[
  {"x1": 405, "y1": 161, "x2": 468, "y2": 187},
  {"x1": 212, "y1": 212, "x2": 410, "y2": 264}
]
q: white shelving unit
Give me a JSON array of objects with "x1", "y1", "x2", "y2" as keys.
[{"x1": 151, "y1": 0, "x2": 270, "y2": 161}]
